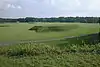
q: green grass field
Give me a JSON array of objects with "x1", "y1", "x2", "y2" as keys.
[
  {"x1": 0, "y1": 23, "x2": 99, "y2": 42},
  {"x1": 0, "y1": 23, "x2": 100, "y2": 67}
]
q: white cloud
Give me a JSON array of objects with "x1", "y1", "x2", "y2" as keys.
[
  {"x1": 88, "y1": 0, "x2": 100, "y2": 11},
  {"x1": 7, "y1": 4, "x2": 22, "y2": 9},
  {"x1": 11, "y1": 5, "x2": 16, "y2": 8},
  {"x1": 75, "y1": 0, "x2": 81, "y2": 6},
  {"x1": 47, "y1": 0, "x2": 100, "y2": 11},
  {"x1": 7, "y1": 4, "x2": 15, "y2": 8},
  {"x1": 0, "y1": 0, "x2": 100, "y2": 17},
  {"x1": 40, "y1": 0, "x2": 81, "y2": 10},
  {"x1": 17, "y1": 6, "x2": 22, "y2": 9},
  {"x1": 7, "y1": 4, "x2": 11, "y2": 8},
  {"x1": 0, "y1": 0, "x2": 21, "y2": 9}
]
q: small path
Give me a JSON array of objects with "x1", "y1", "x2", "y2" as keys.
[{"x1": 0, "y1": 36, "x2": 75, "y2": 46}]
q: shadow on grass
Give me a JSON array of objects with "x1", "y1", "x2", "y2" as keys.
[
  {"x1": 29, "y1": 24, "x2": 79, "y2": 32},
  {"x1": 57, "y1": 32, "x2": 100, "y2": 47}
]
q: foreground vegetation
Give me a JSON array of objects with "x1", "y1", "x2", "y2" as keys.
[{"x1": 0, "y1": 43, "x2": 100, "y2": 67}]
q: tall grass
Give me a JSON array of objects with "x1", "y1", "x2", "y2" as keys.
[
  {"x1": 0, "y1": 43, "x2": 100, "y2": 67},
  {"x1": 0, "y1": 43, "x2": 100, "y2": 56}
]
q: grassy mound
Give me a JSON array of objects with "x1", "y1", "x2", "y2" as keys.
[
  {"x1": 29, "y1": 24, "x2": 79, "y2": 32},
  {"x1": 0, "y1": 25, "x2": 10, "y2": 27}
]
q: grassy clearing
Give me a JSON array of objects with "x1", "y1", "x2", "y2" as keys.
[
  {"x1": 0, "y1": 43, "x2": 100, "y2": 67},
  {"x1": 0, "y1": 23, "x2": 99, "y2": 42}
]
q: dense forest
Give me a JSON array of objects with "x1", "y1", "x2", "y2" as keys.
[{"x1": 0, "y1": 17, "x2": 100, "y2": 23}]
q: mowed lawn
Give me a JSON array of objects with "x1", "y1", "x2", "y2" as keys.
[{"x1": 0, "y1": 23, "x2": 99, "y2": 42}]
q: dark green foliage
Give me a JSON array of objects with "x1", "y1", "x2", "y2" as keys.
[
  {"x1": 0, "y1": 44, "x2": 62, "y2": 56},
  {"x1": 0, "y1": 17, "x2": 99, "y2": 23},
  {"x1": 98, "y1": 17, "x2": 100, "y2": 23},
  {"x1": 63, "y1": 33, "x2": 100, "y2": 45},
  {"x1": 0, "y1": 43, "x2": 100, "y2": 57},
  {"x1": 45, "y1": 33, "x2": 100, "y2": 47},
  {"x1": 0, "y1": 53, "x2": 100, "y2": 67}
]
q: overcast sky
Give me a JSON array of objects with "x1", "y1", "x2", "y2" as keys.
[{"x1": 0, "y1": 0, "x2": 100, "y2": 18}]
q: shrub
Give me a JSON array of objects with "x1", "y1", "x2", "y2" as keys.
[{"x1": 0, "y1": 43, "x2": 100, "y2": 57}]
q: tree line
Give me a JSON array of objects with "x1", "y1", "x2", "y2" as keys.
[{"x1": 0, "y1": 17, "x2": 99, "y2": 23}]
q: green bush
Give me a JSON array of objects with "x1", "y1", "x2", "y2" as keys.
[
  {"x1": 0, "y1": 43, "x2": 100, "y2": 67},
  {"x1": 0, "y1": 43, "x2": 100, "y2": 57},
  {"x1": 0, "y1": 44, "x2": 62, "y2": 56}
]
